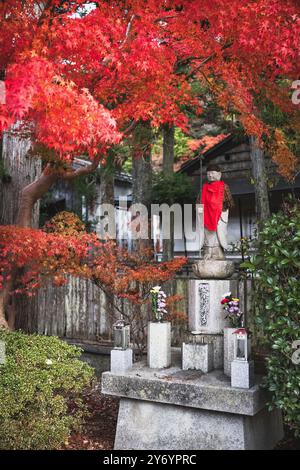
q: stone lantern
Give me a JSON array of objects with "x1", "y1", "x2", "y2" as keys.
[
  {"x1": 231, "y1": 328, "x2": 254, "y2": 389},
  {"x1": 110, "y1": 320, "x2": 132, "y2": 374},
  {"x1": 233, "y1": 328, "x2": 250, "y2": 361},
  {"x1": 113, "y1": 320, "x2": 130, "y2": 350}
]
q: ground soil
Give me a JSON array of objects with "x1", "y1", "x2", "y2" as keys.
[{"x1": 63, "y1": 384, "x2": 119, "y2": 450}]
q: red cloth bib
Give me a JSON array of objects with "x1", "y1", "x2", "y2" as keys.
[{"x1": 201, "y1": 181, "x2": 225, "y2": 231}]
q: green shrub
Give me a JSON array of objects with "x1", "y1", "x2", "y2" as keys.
[
  {"x1": 242, "y1": 199, "x2": 300, "y2": 435},
  {"x1": 0, "y1": 330, "x2": 95, "y2": 449}
]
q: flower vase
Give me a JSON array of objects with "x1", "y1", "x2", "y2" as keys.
[
  {"x1": 147, "y1": 321, "x2": 171, "y2": 369},
  {"x1": 224, "y1": 327, "x2": 236, "y2": 377}
]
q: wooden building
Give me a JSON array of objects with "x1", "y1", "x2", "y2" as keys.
[{"x1": 174, "y1": 134, "x2": 300, "y2": 258}]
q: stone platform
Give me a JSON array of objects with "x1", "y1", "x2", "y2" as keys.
[{"x1": 102, "y1": 351, "x2": 283, "y2": 450}]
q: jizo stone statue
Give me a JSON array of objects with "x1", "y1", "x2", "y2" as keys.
[{"x1": 198, "y1": 164, "x2": 234, "y2": 260}]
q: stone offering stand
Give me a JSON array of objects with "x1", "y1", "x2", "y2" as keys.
[
  {"x1": 102, "y1": 351, "x2": 283, "y2": 450},
  {"x1": 102, "y1": 260, "x2": 284, "y2": 450}
]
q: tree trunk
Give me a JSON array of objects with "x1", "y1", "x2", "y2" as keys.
[
  {"x1": 16, "y1": 171, "x2": 59, "y2": 227},
  {"x1": 98, "y1": 152, "x2": 116, "y2": 323},
  {"x1": 0, "y1": 168, "x2": 58, "y2": 328},
  {"x1": 162, "y1": 123, "x2": 175, "y2": 174},
  {"x1": 162, "y1": 124, "x2": 175, "y2": 261},
  {"x1": 0, "y1": 131, "x2": 42, "y2": 328},
  {"x1": 0, "y1": 131, "x2": 41, "y2": 227},
  {"x1": 130, "y1": 122, "x2": 153, "y2": 340},
  {"x1": 132, "y1": 121, "x2": 152, "y2": 252},
  {"x1": 101, "y1": 168, "x2": 114, "y2": 206},
  {"x1": 249, "y1": 136, "x2": 270, "y2": 223},
  {"x1": 132, "y1": 122, "x2": 152, "y2": 206},
  {"x1": 0, "y1": 133, "x2": 101, "y2": 329}
]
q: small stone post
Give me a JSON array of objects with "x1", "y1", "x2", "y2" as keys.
[{"x1": 148, "y1": 321, "x2": 171, "y2": 369}]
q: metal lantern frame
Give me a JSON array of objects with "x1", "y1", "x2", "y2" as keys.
[
  {"x1": 233, "y1": 328, "x2": 250, "y2": 361},
  {"x1": 113, "y1": 320, "x2": 130, "y2": 350}
]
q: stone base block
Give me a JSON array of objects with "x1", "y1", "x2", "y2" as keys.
[
  {"x1": 110, "y1": 348, "x2": 133, "y2": 374},
  {"x1": 231, "y1": 360, "x2": 255, "y2": 389},
  {"x1": 102, "y1": 353, "x2": 284, "y2": 450},
  {"x1": 147, "y1": 322, "x2": 171, "y2": 369},
  {"x1": 187, "y1": 334, "x2": 223, "y2": 369},
  {"x1": 182, "y1": 342, "x2": 213, "y2": 373},
  {"x1": 114, "y1": 398, "x2": 283, "y2": 450},
  {"x1": 204, "y1": 334, "x2": 223, "y2": 370}
]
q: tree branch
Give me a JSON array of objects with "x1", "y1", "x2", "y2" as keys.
[
  {"x1": 120, "y1": 15, "x2": 136, "y2": 48},
  {"x1": 16, "y1": 155, "x2": 101, "y2": 227},
  {"x1": 178, "y1": 41, "x2": 234, "y2": 79},
  {"x1": 154, "y1": 15, "x2": 178, "y2": 23},
  {"x1": 61, "y1": 155, "x2": 101, "y2": 180},
  {"x1": 123, "y1": 120, "x2": 138, "y2": 135}
]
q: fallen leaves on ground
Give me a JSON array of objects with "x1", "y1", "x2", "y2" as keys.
[{"x1": 63, "y1": 383, "x2": 119, "y2": 451}]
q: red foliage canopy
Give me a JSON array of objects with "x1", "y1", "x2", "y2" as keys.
[
  {"x1": 0, "y1": 0, "x2": 299, "y2": 168},
  {"x1": 0, "y1": 1, "x2": 300, "y2": 305},
  {"x1": 0, "y1": 224, "x2": 186, "y2": 302}
]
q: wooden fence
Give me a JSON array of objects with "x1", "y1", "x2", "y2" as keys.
[{"x1": 15, "y1": 269, "x2": 252, "y2": 346}]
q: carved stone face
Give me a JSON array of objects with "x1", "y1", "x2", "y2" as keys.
[{"x1": 207, "y1": 171, "x2": 222, "y2": 182}]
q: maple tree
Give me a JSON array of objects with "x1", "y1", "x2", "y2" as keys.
[
  {"x1": 0, "y1": 213, "x2": 186, "y2": 329},
  {"x1": 0, "y1": 0, "x2": 300, "y2": 327},
  {"x1": 1, "y1": 1, "x2": 300, "y2": 168},
  {"x1": 0, "y1": 2, "x2": 299, "y2": 176}
]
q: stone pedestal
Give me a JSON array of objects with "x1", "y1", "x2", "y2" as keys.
[
  {"x1": 182, "y1": 342, "x2": 213, "y2": 373},
  {"x1": 189, "y1": 279, "x2": 231, "y2": 334},
  {"x1": 147, "y1": 322, "x2": 171, "y2": 369},
  {"x1": 110, "y1": 348, "x2": 133, "y2": 374},
  {"x1": 231, "y1": 360, "x2": 255, "y2": 389},
  {"x1": 189, "y1": 279, "x2": 236, "y2": 369},
  {"x1": 192, "y1": 260, "x2": 235, "y2": 279},
  {"x1": 224, "y1": 327, "x2": 236, "y2": 377},
  {"x1": 114, "y1": 398, "x2": 282, "y2": 450},
  {"x1": 102, "y1": 353, "x2": 284, "y2": 450}
]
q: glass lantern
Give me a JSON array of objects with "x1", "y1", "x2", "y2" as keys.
[
  {"x1": 113, "y1": 320, "x2": 130, "y2": 350},
  {"x1": 233, "y1": 328, "x2": 250, "y2": 361}
]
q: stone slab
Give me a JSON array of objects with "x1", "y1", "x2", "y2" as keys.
[
  {"x1": 102, "y1": 356, "x2": 268, "y2": 416},
  {"x1": 114, "y1": 398, "x2": 283, "y2": 450}
]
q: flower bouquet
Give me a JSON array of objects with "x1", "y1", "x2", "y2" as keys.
[
  {"x1": 148, "y1": 286, "x2": 171, "y2": 368},
  {"x1": 221, "y1": 292, "x2": 243, "y2": 328},
  {"x1": 222, "y1": 292, "x2": 244, "y2": 376},
  {"x1": 150, "y1": 285, "x2": 167, "y2": 322}
]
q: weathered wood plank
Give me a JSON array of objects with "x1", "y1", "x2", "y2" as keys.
[{"x1": 15, "y1": 274, "x2": 252, "y2": 345}]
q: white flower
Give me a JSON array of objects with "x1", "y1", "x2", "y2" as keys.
[
  {"x1": 223, "y1": 292, "x2": 231, "y2": 298},
  {"x1": 152, "y1": 285, "x2": 161, "y2": 292},
  {"x1": 45, "y1": 359, "x2": 53, "y2": 365}
]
